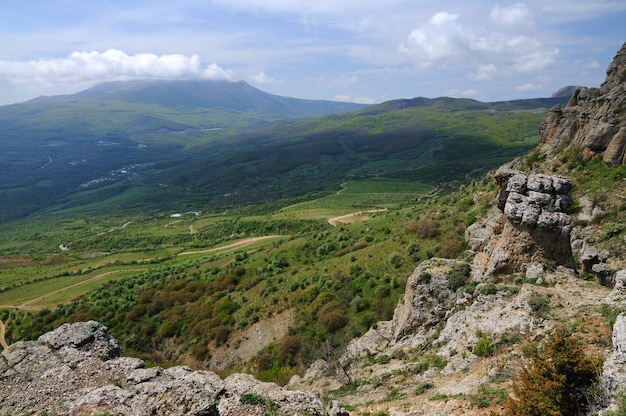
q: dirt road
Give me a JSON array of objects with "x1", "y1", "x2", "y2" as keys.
[
  {"x1": 178, "y1": 235, "x2": 283, "y2": 256},
  {"x1": 328, "y1": 208, "x2": 387, "y2": 226},
  {"x1": 0, "y1": 269, "x2": 146, "y2": 311}
]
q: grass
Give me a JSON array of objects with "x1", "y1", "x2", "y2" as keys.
[{"x1": 0, "y1": 267, "x2": 143, "y2": 310}]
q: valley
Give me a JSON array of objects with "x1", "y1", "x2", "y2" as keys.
[{"x1": 2, "y1": 54, "x2": 626, "y2": 415}]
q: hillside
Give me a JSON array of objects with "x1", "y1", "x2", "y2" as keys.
[
  {"x1": 0, "y1": 78, "x2": 564, "y2": 222},
  {"x1": 0, "y1": 79, "x2": 366, "y2": 221},
  {"x1": 1, "y1": 43, "x2": 625, "y2": 416}
]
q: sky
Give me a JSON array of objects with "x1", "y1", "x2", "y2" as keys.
[{"x1": 0, "y1": 1, "x2": 625, "y2": 106}]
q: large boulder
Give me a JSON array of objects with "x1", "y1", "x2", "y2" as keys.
[{"x1": 0, "y1": 321, "x2": 325, "y2": 416}]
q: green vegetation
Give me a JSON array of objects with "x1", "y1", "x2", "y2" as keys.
[
  {"x1": 0, "y1": 85, "x2": 564, "y2": 222},
  {"x1": 0, "y1": 176, "x2": 485, "y2": 375},
  {"x1": 470, "y1": 384, "x2": 506, "y2": 408},
  {"x1": 502, "y1": 330, "x2": 604, "y2": 416},
  {"x1": 473, "y1": 335, "x2": 494, "y2": 357}
]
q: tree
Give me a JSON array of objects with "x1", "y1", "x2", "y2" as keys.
[{"x1": 503, "y1": 330, "x2": 603, "y2": 416}]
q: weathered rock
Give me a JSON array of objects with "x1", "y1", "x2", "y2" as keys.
[
  {"x1": 327, "y1": 400, "x2": 350, "y2": 416},
  {"x1": 538, "y1": 42, "x2": 626, "y2": 166},
  {"x1": 493, "y1": 167, "x2": 575, "y2": 271},
  {"x1": 601, "y1": 313, "x2": 626, "y2": 412},
  {"x1": 0, "y1": 321, "x2": 325, "y2": 416},
  {"x1": 345, "y1": 259, "x2": 461, "y2": 359}
]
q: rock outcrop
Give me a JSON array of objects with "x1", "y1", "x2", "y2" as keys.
[
  {"x1": 0, "y1": 321, "x2": 324, "y2": 416},
  {"x1": 602, "y1": 312, "x2": 626, "y2": 411},
  {"x1": 467, "y1": 166, "x2": 575, "y2": 280},
  {"x1": 538, "y1": 42, "x2": 626, "y2": 166}
]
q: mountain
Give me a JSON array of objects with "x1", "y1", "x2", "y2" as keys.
[
  {"x1": 0, "y1": 80, "x2": 565, "y2": 222},
  {"x1": 0, "y1": 80, "x2": 366, "y2": 221},
  {"x1": 550, "y1": 85, "x2": 583, "y2": 98},
  {"x1": 33, "y1": 79, "x2": 366, "y2": 117}
]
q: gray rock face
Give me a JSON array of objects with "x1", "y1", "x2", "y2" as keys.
[
  {"x1": 538, "y1": 42, "x2": 626, "y2": 166},
  {"x1": 0, "y1": 321, "x2": 325, "y2": 416},
  {"x1": 602, "y1": 313, "x2": 626, "y2": 410},
  {"x1": 494, "y1": 167, "x2": 575, "y2": 269}
]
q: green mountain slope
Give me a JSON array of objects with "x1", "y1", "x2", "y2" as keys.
[
  {"x1": 0, "y1": 80, "x2": 566, "y2": 221},
  {"x1": 0, "y1": 80, "x2": 366, "y2": 221}
]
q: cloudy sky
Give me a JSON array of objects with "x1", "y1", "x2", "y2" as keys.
[{"x1": 0, "y1": 1, "x2": 624, "y2": 106}]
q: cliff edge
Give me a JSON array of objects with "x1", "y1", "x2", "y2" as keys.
[{"x1": 538, "y1": 42, "x2": 626, "y2": 166}]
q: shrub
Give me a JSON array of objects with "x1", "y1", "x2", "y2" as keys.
[
  {"x1": 319, "y1": 308, "x2": 347, "y2": 333},
  {"x1": 388, "y1": 251, "x2": 402, "y2": 268},
  {"x1": 502, "y1": 330, "x2": 603, "y2": 416},
  {"x1": 473, "y1": 335, "x2": 494, "y2": 357},
  {"x1": 447, "y1": 262, "x2": 471, "y2": 292},
  {"x1": 414, "y1": 382, "x2": 434, "y2": 396},
  {"x1": 528, "y1": 295, "x2": 550, "y2": 317},
  {"x1": 277, "y1": 335, "x2": 301, "y2": 366},
  {"x1": 406, "y1": 219, "x2": 440, "y2": 238},
  {"x1": 437, "y1": 233, "x2": 466, "y2": 259},
  {"x1": 470, "y1": 384, "x2": 506, "y2": 408}
]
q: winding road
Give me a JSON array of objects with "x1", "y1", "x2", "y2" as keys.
[
  {"x1": 328, "y1": 208, "x2": 387, "y2": 226},
  {"x1": 177, "y1": 235, "x2": 283, "y2": 256}
]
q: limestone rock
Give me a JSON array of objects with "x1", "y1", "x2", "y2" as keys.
[
  {"x1": 468, "y1": 168, "x2": 575, "y2": 281},
  {"x1": 538, "y1": 42, "x2": 626, "y2": 166},
  {"x1": 0, "y1": 321, "x2": 325, "y2": 416},
  {"x1": 601, "y1": 313, "x2": 626, "y2": 411}
]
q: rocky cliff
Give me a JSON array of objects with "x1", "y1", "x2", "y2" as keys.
[
  {"x1": 538, "y1": 42, "x2": 626, "y2": 166},
  {"x1": 0, "y1": 321, "x2": 326, "y2": 416}
]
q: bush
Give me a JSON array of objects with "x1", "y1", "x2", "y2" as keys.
[
  {"x1": 528, "y1": 295, "x2": 550, "y2": 317},
  {"x1": 406, "y1": 219, "x2": 440, "y2": 238},
  {"x1": 447, "y1": 262, "x2": 471, "y2": 292},
  {"x1": 414, "y1": 382, "x2": 434, "y2": 396},
  {"x1": 473, "y1": 335, "x2": 494, "y2": 357},
  {"x1": 502, "y1": 330, "x2": 603, "y2": 416},
  {"x1": 277, "y1": 335, "x2": 301, "y2": 366}
]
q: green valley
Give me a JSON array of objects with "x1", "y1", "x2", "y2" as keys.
[{"x1": 0, "y1": 80, "x2": 570, "y2": 385}]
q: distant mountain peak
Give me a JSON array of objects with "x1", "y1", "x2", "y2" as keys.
[{"x1": 550, "y1": 85, "x2": 584, "y2": 98}]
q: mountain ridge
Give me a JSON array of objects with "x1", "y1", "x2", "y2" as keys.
[{"x1": 0, "y1": 80, "x2": 566, "y2": 222}]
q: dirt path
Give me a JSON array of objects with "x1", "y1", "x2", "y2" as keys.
[
  {"x1": 328, "y1": 208, "x2": 387, "y2": 226},
  {"x1": 0, "y1": 319, "x2": 8, "y2": 350},
  {"x1": 0, "y1": 269, "x2": 146, "y2": 311},
  {"x1": 178, "y1": 235, "x2": 283, "y2": 256}
]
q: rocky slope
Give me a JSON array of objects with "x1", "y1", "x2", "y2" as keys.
[
  {"x1": 0, "y1": 321, "x2": 327, "y2": 416},
  {"x1": 288, "y1": 42, "x2": 626, "y2": 414},
  {"x1": 538, "y1": 42, "x2": 626, "y2": 166}
]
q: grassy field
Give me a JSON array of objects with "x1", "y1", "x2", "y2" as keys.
[
  {"x1": 0, "y1": 179, "x2": 428, "y2": 310},
  {"x1": 0, "y1": 268, "x2": 145, "y2": 310}
]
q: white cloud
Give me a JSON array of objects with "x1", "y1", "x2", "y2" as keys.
[
  {"x1": 399, "y1": 9, "x2": 559, "y2": 81},
  {"x1": 489, "y1": 4, "x2": 534, "y2": 28},
  {"x1": 429, "y1": 11, "x2": 458, "y2": 26},
  {"x1": 247, "y1": 71, "x2": 280, "y2": 85},
  {"x1": 334, "y1": 94, "x2": 375, "y2": 104},
  {"x1": 473, "y1": 64, "x2": 498, "y2": 80},
  {"x1": 0, "y1": 49, "x2": 236, "y2": 88},
  {"x1": 399, "y1": 10, "x2": 503, "y2": 67},
  {"x1": 513, "y1": 47, "x2": 560, "y2": 72},
  {"x1": 446, "y1": 88, "x2": 478, "y2": 97},
  {"x1": 516, "y1": 82, "x2": 541, "y2": 91}
]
